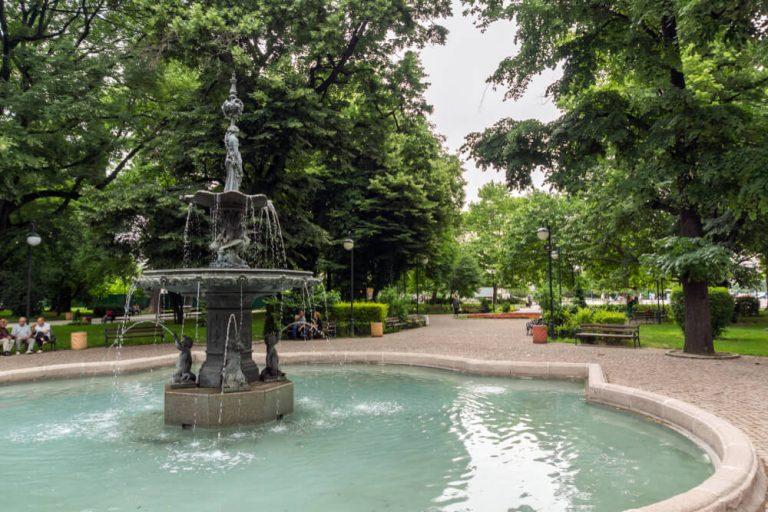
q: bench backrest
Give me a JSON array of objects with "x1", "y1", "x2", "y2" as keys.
[{"x1": 580, "y1": 323, "x2": 636, "y2": 332}]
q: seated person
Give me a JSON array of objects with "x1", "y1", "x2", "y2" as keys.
[
  {"x1": 10, "y1": 317, "x2": 31, "y2": 355},
  {"x1": 291, "y1": 309, "x2": 307, "y2": 339},
  {"x1": 310, "y1": 310, "x2": 323, "y2": 338},
  {"x1": 31, "y1": 316, "x2": 51, "y2": 353},
  {"x1": 0, "y1": 318, "x2": 13, "y2": 356},
  {"x1": 103, "y1": 309, "x2": 116, "y2": 323}
]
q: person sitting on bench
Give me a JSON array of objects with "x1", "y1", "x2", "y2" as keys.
[
  {"x1": 0, "y1": 319, "x2": 13, "y2": 356},
  {"x1": 10, "y1": 317, "x2": 31, "y2": 355},
  {"x1": 31, "y1": 316, "x2": 51, "y2": 353}
]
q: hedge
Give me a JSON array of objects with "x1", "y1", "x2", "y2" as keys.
[
  {"x1": 734, "y1": 295, "x2": 760, "y2": 318},
  {"x1": 670, "y1": 287, "x2": 734, "y2": 338},
  {"x1": 330, "y1": 302, "x2": 388, "y2": 324}
]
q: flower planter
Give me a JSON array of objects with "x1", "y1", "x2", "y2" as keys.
[
  {"x1": 370, "y1": 322, "x2": 383, "y2": 337},
  {"x1": 532, "y1": 324, "x2": 548, "y2": 344},
  {"x1": 71, "y1": 332, "x2": 88, "y2": 350}
]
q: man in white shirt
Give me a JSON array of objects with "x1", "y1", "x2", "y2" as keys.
[
  {"x1": 31, "y1": 316, "x2": 51, "y2": 353},
  {"x1": 10, "y1": 317, "x2": 31, "y2": 355}
]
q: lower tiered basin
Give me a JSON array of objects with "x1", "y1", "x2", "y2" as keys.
[{"x1": 136, "y1": 268, "x2": 319, "y2": 296}]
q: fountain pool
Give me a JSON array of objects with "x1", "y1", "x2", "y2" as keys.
[{"x1": 0, "y1": 365, "x2": 712, "y2": 511}]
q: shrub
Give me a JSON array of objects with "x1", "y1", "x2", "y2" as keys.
[
  {"x1": 734, "y1": 295, "x2": 760, "y2": 318},
  {"x1": 377, "y1": 287, "x2": 409, "y2": 321},
  {"x1": 330, "y1": 302, "x2": 388, "y2": 324},
  {"x1": 592, "y1": 309, "x2": 627, "y2": 324},
  {"x1": 670, "y1": 287, "x2": 734, "y2": 338},
  {"x1": 501, "y1": 302, "x2": 511, "y2": 313}
]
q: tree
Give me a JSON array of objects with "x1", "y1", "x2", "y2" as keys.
[
  {"x1": 464, "y1": 0, "x2": 768, "y2": 354},
  {"x1": 0, "y1": 1, "x2": 170, "y2": 254}
]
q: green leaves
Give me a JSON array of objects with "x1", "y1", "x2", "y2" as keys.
[{"x1": 641, "y1": 236, "x2": 733, "y2": 283}]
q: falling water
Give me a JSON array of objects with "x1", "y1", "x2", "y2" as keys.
[
  {"x1": 182, "y1": 202, "x2": 194, "y2": 268},
  {"x1": 194, "y1": 280, "x2": 201, "y2": 343}
]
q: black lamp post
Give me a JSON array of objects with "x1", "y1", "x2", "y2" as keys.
[
  {"x1": 416, "y1": 256, "x2": 428, "y2": 315},
  {"x1": 551, "y1": 249, "x2": 562, "y2": 308},
  {"x1": 536, "y1": 225, "x2": 555, "y2": 337},
  {"x1": 343, "y1": 236, "x2": 354, "y2": 335},
  {"x1": 25, "y1": 223, "x2": 42, "y2": 318}
]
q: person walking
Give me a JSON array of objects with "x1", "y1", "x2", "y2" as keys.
[
  {"x1": 10, "y1": 317, "x2": 31, "y2": 355},
  {"x1": 451, "y1": 292, "x2": 461, "y2": 317}
]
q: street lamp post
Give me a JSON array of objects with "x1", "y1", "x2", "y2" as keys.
[
  {"x1": 536, "y1": 225, "x2": 555, "y2": 337},
  {"x1": 488, "y1": 268, "x2": 498, "y2": 312},
  {"x1": 343, "y1": 236, "x2": 354, "y2": 335},
  {"x1": 416, "y1": 256, "x2": 428, "y2": 316},
  {"x1": 551, "y1": 249, "x2": 561, "y2": 308},
  {"x1": 25, "y1": 223, "x2": 42, "y2": 318}
]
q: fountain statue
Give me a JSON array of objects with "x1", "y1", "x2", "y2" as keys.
[
  {"x1": 260, "y1": 333, "x2": 285, "y2": 382},
  {"x1": 137, "y1": 72, "x2": 318, "y2": 427},
  {"x1": 171, "y1": 335, "x2": 196, "y2": 387}
]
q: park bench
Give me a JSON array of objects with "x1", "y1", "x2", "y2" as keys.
[
  {"x1": 631, "y1": 309, "x2": 667, "y2": 324},
  {"x1": 525, "y1": 318, "x2": 545, "y2": 336},
  {"x1": 21, "y1": 333, "x2": 57, "y2": 352},
  {"x1": 575, "y1": 323, "x2": 640, "y2": 348},
  {"x1": 104, "y1": 324, "x2": 168, "y2": 347},
  {"x1": 406, "y1": 314, "x2": 427, "y2": 328},
  {"x1": 385, "y1": 317, "x2": 407, "y2": 332}
]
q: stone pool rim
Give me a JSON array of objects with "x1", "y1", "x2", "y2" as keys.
[{"x1": 0, "y1": 351, "x2": 765, "y2": 512}]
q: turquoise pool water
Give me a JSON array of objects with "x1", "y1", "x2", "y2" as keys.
[{"x1": 0, "y1": 365, "x2": 712, "y2": 511}]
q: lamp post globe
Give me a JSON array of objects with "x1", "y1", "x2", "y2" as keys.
[
  {"x1": 536, "y1": 227, "x2": 550, "y2": 241},
  {"x1": 343, "y1": 238, "x2": 354, "y2": 251},
  {"x1": 27, "y1": 232, "x2": 42, "y2": 247},
  {"x1": 551, "y1": 249, "x2": 559, "y2": 260}
]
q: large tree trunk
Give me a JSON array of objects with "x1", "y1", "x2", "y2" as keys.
[{"x1": 680, "y1": 209, "x2": 714, "y2": 354}]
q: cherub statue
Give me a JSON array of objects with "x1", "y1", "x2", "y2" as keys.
[
  {"x1": 172, "y1": 335, "x2": 196, "y2": 386},
  {"x1": 222, "y1": 337, "x2": 250, "y2": 393},
  {"x1": 260, "y1": 333, "x2": 286, "y2": 382}
]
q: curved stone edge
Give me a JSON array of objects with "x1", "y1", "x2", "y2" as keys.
[{"x1": 0, "y1": 350, "x2": 764, "y2": 512}]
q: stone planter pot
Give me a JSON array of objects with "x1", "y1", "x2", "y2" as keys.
[
  {"x1": 71, "y1": 332, "x2": 88, "y2": 350},
  {"x1": 532, "y1": 324, "x2": 548, "y2": 344},
  {"x1": 64, "y1": 312, "x2": 73, "y2": 321},
  {"x1": 370, "y1": 322, "x2": 383, "y2": 338}
]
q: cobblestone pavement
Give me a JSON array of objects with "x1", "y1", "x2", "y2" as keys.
[{"x1": 2, "y1": 315, "x2": 767, "y2": 471}]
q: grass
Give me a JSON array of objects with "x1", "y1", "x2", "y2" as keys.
[
  {"x1": 31, "y1": 312, "x2": 266, "y2": 351},
  {"x1": 558, "y1": 313, "x2": 768, "y2": 356},
  {"x1": 637, "y1": 314, "x2": 768, "y2": 356}
]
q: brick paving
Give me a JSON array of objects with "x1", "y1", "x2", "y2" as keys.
[{"x1": 2, "y1": 315, "x2": 767, "y2": 471}]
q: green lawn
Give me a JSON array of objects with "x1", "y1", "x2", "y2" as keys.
[
  {"x1": 637, "y1": 314, "x2": 768, "y2": 356},
  {"x1": 558, "y1": 313, "x2": 768, "y2": 356},
  {"x1": 38, "y1": 312, "x2": 265, "y2": 351}
]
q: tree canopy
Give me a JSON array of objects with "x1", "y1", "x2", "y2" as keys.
[{"x1": 464, "y1": 0, "x2": 768, "y2": 353}]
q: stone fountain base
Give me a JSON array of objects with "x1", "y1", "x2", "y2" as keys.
[{"x1": 164, "y1": 381, "x2": 293, "y2": 428}]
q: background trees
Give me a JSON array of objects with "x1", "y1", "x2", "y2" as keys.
[
  {"x1": 463, "y1": 0, "x2": 768, "y2": 354},
  {"x1": 1, "y1": 0, "x2": 464, "y2": 308}
]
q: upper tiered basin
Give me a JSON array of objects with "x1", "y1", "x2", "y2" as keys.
[
  {"x1": 136, "y1": 268, "x2": 319, "y2": 296},
  {"x1": 187, "y1": 190, "x2": 268, "y2": 210}
]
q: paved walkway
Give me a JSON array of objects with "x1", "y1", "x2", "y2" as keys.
[{"x1": 2, "y1": 315, "x2": 767, "y2": 471}]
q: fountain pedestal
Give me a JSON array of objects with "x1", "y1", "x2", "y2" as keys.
[
  {"x1": 164, "y1": 380, "x2": 293, "y2": 428},
  {"x1": 197, "y1": 290, "x2": 260, "y2": 388}
]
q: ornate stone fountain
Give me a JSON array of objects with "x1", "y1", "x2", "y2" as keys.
[{"x1": 136, "y1": 73, "x2": 318, "y2": 428}]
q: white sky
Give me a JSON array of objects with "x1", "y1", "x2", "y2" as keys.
[{"x1": 420, "y1": 0, "x2": 561, "y2": 205}]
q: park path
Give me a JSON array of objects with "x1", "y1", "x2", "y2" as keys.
[{"x1": 2, "y1": 315, "x2": 767, "y2": 473}]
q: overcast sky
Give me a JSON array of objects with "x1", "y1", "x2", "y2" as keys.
[{"x1": 420, "y1": 0, "x2": 561, "y2": 206}]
